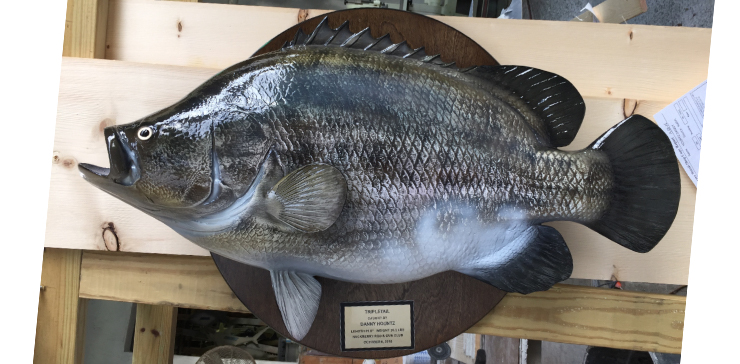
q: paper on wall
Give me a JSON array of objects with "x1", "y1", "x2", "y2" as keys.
[
  {"x1": 574, "y1": 3, "x2": 599, "y2": 22},
  {"x1": 654, "y1": 80, "x2": 707, "y2": 187}
]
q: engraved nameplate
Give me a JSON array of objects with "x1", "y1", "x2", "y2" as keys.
[{"x1": 340, "y1": 301, "x2": 414, "y2": 351}]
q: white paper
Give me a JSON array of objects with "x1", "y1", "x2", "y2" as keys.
[
  {"x1": 654, "y1": 80, "x2": 707, "y2": 186},
  {"x1": 575, "y1": 3, "x2": 599, "y2": 22},
  {"x1": 498, "y1": 0, "x2": 522, "y2": 19}
]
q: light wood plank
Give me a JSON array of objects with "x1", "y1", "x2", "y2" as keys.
[
  {"x1": 104, "y1": 0, "x2": 709, "y2": 102},
  {"x1": 105, "y1": 0, "x2": 330, "y2": 69},
  {"x1": 572, "y1": 0, "x2": 647, "y2": 23},
  {"x1": 49, "y1": 58, "x2": 695, "y2": 284},
  {"x1": 133, "y1": 304, "x2": 178, "y2": 364},
  {"x1": 79, "y1": 251, "x2": 248, "y2": 312},
  {"x1": 468, "y1": 285, "x2": 685, "y2": 354},
  {"x1": 78, "y1": 251, "x2": 685, "y2": 353},
  {"x1": 34, "y1": 249, "x2": 86, "y2": 364},
  {"x1": 63, "y1": 0, "x2": 109, "y2": 58}
]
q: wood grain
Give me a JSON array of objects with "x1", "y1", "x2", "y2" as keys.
[
  {"x1": 572, "y1": 0, "x2": 648, "y2": 23},
  {"x1": 79, "y1": 251, "x2": 247, "y2": 312},
  {"x1": 468, "y1": 285, "x2": 685, "y2": 354},
  {"x1": 133, "y1": 304, "x2": 178, "y2": 364},
  {"x1": 34, "y1": 249, "x2": 86, "y2": 364},
  {"x1": 77, "y1": 251, "x2": 685, "y2": 353},
  {"x1": 49, "y1": 57, "x2": 696, "y2": 285},
  {"x1": 63, "y1": 0, "x2": 109, "y2": 58},
  {"x1": 104, "y1": 0, "x2": 710, "y2": 102}
]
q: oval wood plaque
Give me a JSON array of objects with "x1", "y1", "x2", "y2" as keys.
[{"x1": 212, "y1": 8, "x2": 506, "y2": 359}]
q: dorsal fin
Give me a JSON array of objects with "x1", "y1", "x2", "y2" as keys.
[
  {"x1": 284, "y1": 19, "x2": 583, "y2": 147},
  {"x1": 284, "y1": 17, "x2": 451, "y2": 68},
  {"x1": 466, "y1": 66, "x2": 586, "y2": 147}
]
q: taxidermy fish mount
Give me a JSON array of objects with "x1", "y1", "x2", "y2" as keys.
[{"x1": 78, "y1": 17, "x2": 681, "y2": 341}]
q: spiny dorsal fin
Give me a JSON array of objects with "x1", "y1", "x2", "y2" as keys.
[
  {"x1": 466, "y1": 66, "x2": 586, "y2": 147},
  {"x1": 284, "y1": 19, "x2": 581, "y2": 147},
  {"x1": 290, "y1": 28, "x2": 308, "y2": 47},
  {"x1": 283, "y1": 17, "x2": 456, "y2": 68}
]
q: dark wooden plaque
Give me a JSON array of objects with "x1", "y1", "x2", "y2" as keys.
[{"x1": 212, "y1": 8, "x2": 507, "y2": 359}]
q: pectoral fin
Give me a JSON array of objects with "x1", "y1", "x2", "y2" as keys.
[
  {"x1": 459, "y1": 225, "x2": 573, "y2": 294},
  {"x1": 265, "y1": 164, "x2": 347, "y2": 233},
  {"x1": 270, "y1": 270, "x2": 321, "y2": 340}
]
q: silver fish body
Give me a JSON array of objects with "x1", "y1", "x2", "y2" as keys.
[
  {"x1": 173, "y1": 46, "x2": 608, "y2": 282},
  {"x1": 78, "y1": 19, "x2": 680, "y2": 340}
]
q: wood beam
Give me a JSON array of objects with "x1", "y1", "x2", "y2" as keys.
[
  {"x1": 133, "y1": 304, "x2": 177, "y2": 364},
  {"x1": 35, "y1": 0, "x2": 110, "y2": 360},
  {"x1": 79, "y1": 251, "x2": 685, "y2": 353},
  {"x1": 34, "y1": 249, "x2": 87, "y2": 364},
  {"x1": 104, "y1": 0, "x2": 707, "y2": 102},
  {"x1": 63, "y1": 0, "x2": 110, "y2": 58}
]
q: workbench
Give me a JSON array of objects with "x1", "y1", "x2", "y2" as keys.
[{"x1": 35, "y1": 0, "x2": 709, "y2": 362}]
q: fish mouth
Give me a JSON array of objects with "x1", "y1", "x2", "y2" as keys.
[{"x1": 79, "y1": 127, "x2": 141, "y2": 187}]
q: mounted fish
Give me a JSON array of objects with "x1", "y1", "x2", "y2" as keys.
[{"x1": 78, "y1": 18, "x2": 681, "y2": 340}]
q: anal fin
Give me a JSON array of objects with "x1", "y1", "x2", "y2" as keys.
[
  {"x1": 459, "y1": 225, "x2": 573, "y2": 294},
  {"x1": 271, "y1": 270, "x2": 322, "y2": 340}
]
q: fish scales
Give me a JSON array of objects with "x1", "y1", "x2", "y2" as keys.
[{"x1": 182, "y1": 47, "x2": 613, "y2": 282}]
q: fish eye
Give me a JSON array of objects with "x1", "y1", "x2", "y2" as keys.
[{"x1": 137, "y1": 126, "x2": 154, "y2": 141}]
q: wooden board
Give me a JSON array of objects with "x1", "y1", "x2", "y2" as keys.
[
  {"x1": 468, "y1": 285, "x2": 685, "y2": 354},
  {"x1": 48, "y1": 57, "x2": 696, "y2": 285},
  {"x1": 34, "y1": 249, "x2": 86, "y2": 364},
  {"x1": 78, "y1": 250, "x2": 247, "y2": 312},
  {"x1": 133, "y1": 304, "x2": 177, "y2": 364},
  {"x1": 63, "y1": 0, "x2": 109, "y2": 58},
  {"x1": 104, "y1": 0, "x2": 710, "y2": 102},
  {"x1": 77, "y1": 251, "x2": 685, "y2": 354}
]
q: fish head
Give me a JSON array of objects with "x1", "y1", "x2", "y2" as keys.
[
  {"x1": 78, "y1": 62, "x2": 279, "y2": 221},
  {"x1": 78, "y1": 108, "x2": 216, "y2": 217}
]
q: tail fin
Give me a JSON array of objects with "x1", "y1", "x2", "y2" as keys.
[{"x1": 587, "y1": 115, "x2": 681, "y2": 253}]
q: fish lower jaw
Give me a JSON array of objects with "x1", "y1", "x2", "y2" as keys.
[{"x1": 78, "y1": 163, "x2": 110, "y2": 178}]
